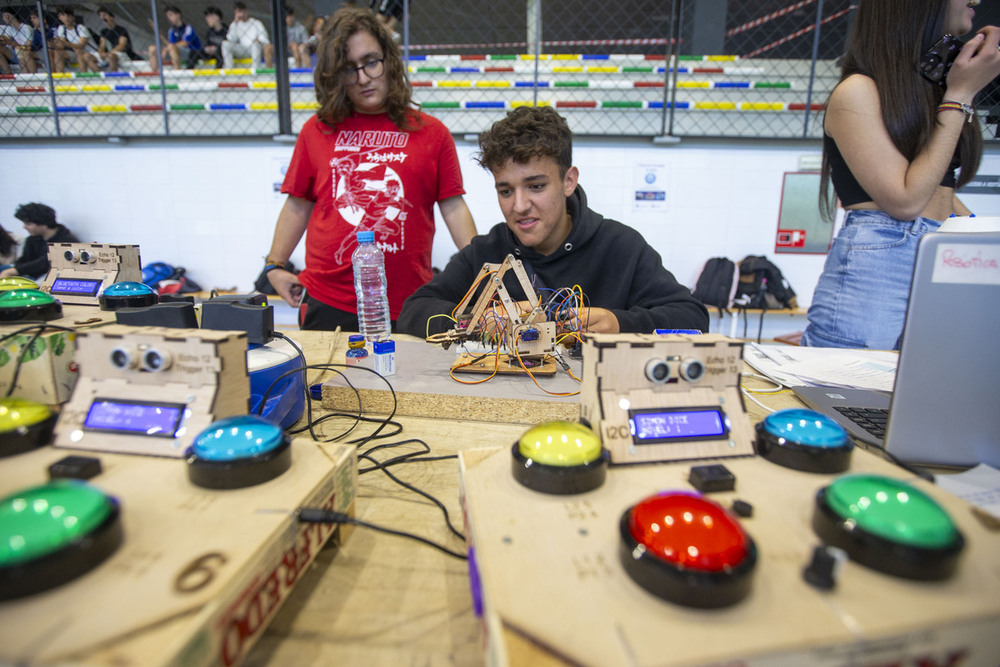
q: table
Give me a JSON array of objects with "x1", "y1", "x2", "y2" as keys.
[
  {"x1": 248, "y1": 333, "x2": 1000, "y2": 666},
  {"x1": 4, "y1": 330, "x2": 995, "y2": 666}
]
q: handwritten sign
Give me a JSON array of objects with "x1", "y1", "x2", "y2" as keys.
[{"x1": 932, "y1": 242, "x2": 1000, "y2": 285}]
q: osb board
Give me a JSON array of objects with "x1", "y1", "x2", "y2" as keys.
[
  {"x1": 459, "y1": 448, "x2": 1000, "y2": 667},
  {"x1": 0, "y1": 439, "x2": 357, "y2": 667},
  {"x1": 322, "y1": 338, "x2": 580, "y2": 425}
]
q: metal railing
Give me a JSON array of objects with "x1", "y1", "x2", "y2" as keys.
[{"x1": 1, "y1": 0, "x2": 995, "y2": 141}]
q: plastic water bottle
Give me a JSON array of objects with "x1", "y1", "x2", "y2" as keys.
[{"x1": 352, "y1": 230, "x2": 390, "y2": 342}]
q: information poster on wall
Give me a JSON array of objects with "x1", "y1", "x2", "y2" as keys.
[
  {"x1": 272, "y1": 158, "x2": 290, "y2": 200},
  {"x1": 774, "y1": 171, "x2": 835, "y2": 255},
  {"x1": 633, "y1": 163, "x2": 667, "y2": 212}
]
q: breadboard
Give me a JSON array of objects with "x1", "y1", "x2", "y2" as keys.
[{"x1": 452, "y1": 352, "x2": 558, "y2": 376}]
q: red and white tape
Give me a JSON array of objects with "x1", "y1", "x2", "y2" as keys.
[
  {"x1": 409, "y1": 38, "x2": 673, "y2": 51},
  {"x1": 726, "y1": 0, "x2": 818, "y2": 38},
  {"x1": 745, "y1": 6, "x2": 853, "y2": 58}
]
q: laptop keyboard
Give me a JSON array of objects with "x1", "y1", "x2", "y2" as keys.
[{"x1": 833, "y1": 406, "x2": 889, "y2": 440}]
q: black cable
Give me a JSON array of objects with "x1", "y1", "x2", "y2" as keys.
[
  {"x1": 357, "y1": 442, "x2": 465, "y2": 540},
  {"x1": 858, "y1": 439, "x2": 935, "y2": 482},
  {"x1": 261, "y1": 331, "x2": 399, "y2": 443},
  {"x1": 266, "y1": 334, "x2": 398, "y2": 446},
  {"x1": 0, "y1": 322, "x2": 76, "y2": 344},
  {"x1": 357, "y1": 452, "x2": 458, "y2": 472},
  {"x1": 267, "y1": 339, "x2": 463, "y2": 544},
  {"x1": 296, "y1": 508, "x2": 468, "y2": 560}
]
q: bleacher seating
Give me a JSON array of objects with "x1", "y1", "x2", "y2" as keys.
[{"x1": 0, "y1": 53, "x2": 838, "y2": 138}]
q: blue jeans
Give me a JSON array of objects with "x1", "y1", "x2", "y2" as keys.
[{"x1": 800, "y1": 210, "x2": 941, "y2": 350}]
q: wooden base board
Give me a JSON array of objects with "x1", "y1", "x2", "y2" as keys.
[
  {"x1": 321, "y1": 338, "x2": 580, "y2": 425},
  {"x1": 460, "y1": 447, "x2": 1000, "y2": 666},
  {"x1": 452, "y1": 352, "x2": 557, "y2": 376},
  {"x1": 0, "y1": 439, "x2": 357, "y2": 666}
]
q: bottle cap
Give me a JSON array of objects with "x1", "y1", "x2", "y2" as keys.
[{"x1": 356, "y1": 230, "x2": 375, "y2": 243}]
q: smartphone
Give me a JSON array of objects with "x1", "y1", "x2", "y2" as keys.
[{"x1": 920, "y1": 34, "x2": 963, "y2": 86}]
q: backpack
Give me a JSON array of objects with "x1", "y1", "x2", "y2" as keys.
[
  {"x1": 141, "y1": 261, "x2": 202, "y2": 294},
  {"x1": 733, "y1": 255, "x2": 797, "y2": 310},
  {"x1": 691, "y1": 257, "x2": 739, "y2": 312}
]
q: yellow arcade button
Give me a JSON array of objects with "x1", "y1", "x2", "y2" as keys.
[{"x1": 517, "y1": 420, "x2": 603, "y2": 466}]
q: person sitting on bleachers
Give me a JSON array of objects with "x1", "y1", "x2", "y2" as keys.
[
  {"x1": 298, "y1": 15, "x2": 324, "y2": 69},
  {"x1": 0, "y1": 203, "x2": 80, "y2": 281},
  {"x1": 27, "y1": 9, "x2": 55, "y2": 73},
  {"x1": 285, "y1": 7, "x2": 308, "y2": 68},
  {"x1": 96, "y1": 7, "x2": 141, "y2": 72},
  {"x1": 222, "y1": 1, "x2": 273, "y2": 69},
  {"x1": 51, "y1": 6, "x2": 101, "y2": 73},
  {"x1": 199, "y1": 6, "x2": 227, "y2": 69},
  {"x1": 147, "y1": 5, "x2": 201, "y2": 71},
  {"x1": 0, "y1": 7, "x2": 34, "y2": 74}
]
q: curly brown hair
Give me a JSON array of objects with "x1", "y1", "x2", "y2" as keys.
[
  {"x1": 475, "y1": 106, "x2": 573, "y2": 178},
  {"x1": 313, "y1": 6, "x2": 416, "y2": 130}
]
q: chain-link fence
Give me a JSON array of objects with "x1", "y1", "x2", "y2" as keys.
[{"x1": 1, "y1": 0, "x2": 997, "y2": 141}]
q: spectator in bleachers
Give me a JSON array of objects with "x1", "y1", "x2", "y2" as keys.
[
  {"x1": 200, "y1": 6, "x2": 227, "y2": 69},
  {"x1": 0, "y1": 203, "x2": 80, "y2": 280},
  {"x1": 0, "y1": 7, "x2": 34, "y2": 74},
  {"x1": 96, "y1": 7, "x2": 140, "y2": 72},
  {"x1": 298, "y1": 15, "x2": 324, "y2": 68},
  {"x1": 51, "y1": 6, "x2": 101, "y2": 73},
  {"x1": 285, "y1": 7, "x2": 308, "y2": 68},
  {"x1": 369, "y1": 0, "x2": 403, "y2": 42},
  {"x1": 222, "y1": 1, "x2": 273, "y2": 69},
  {"x1": 263, "y1": 6, "x2": 477, "y2": 331},
  {"x1": 28, "y1": 9, "x2": 56, "y2": 73},
  {"x1": 148, "y1": 5, "x2": 201, "y2": 71}
]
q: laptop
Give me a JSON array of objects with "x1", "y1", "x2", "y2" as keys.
[{"x1": 793, "y1": 231, "x2": 1000, "y2": 469}]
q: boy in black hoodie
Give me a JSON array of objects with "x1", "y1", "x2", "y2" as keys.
[
  {"x1": 1, "y1": 202, "x2": 79, "y2": 280},
  {"x1": 398, "y1": 106, "x2": 708, "y2": 337}
]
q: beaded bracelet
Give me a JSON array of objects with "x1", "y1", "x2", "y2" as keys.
[{"x1": 938, "y1": 100, "x2": 975, "y2": 123}]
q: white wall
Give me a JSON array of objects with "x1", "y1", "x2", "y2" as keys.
[{"x1": 3, "y1": 136, "x2": 999, "y2": 309}]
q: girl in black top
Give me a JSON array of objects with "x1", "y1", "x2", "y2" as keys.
[{"x1": 801, "y1": 0, "x2": 1000, "y2": 349}]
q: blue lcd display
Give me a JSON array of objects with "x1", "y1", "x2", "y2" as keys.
[
  {"x1": 629, "y1": 407, "x2": 729, "y2": 444},
  {"x1": 83, "y1": 399, "x2": 186, "y2": 438},
  {"x1": 50, "y1": 278, "x2": 103, "y2": 297}
]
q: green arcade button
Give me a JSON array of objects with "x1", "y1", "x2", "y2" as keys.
[
  {"x1": 812, "y1": 474, "x2": 964, "y2": 580},
  {"x1": 0, "y1": 289, "x2": 62, "y2": 322},
  {"x1": 0, "y1": 480, "x2": 123, "y2": 600}
]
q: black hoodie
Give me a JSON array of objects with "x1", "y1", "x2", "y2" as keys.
[
  {"x1": 15, "y1": 224, "x2": 80, "y2": 279},
  {"x1": 398, "y1": 186, "x2": 708, "y2": 337}
]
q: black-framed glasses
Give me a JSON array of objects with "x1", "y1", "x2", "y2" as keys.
[{"x1": 343, "y1": 58, "x2": 385, "y2": 84}]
